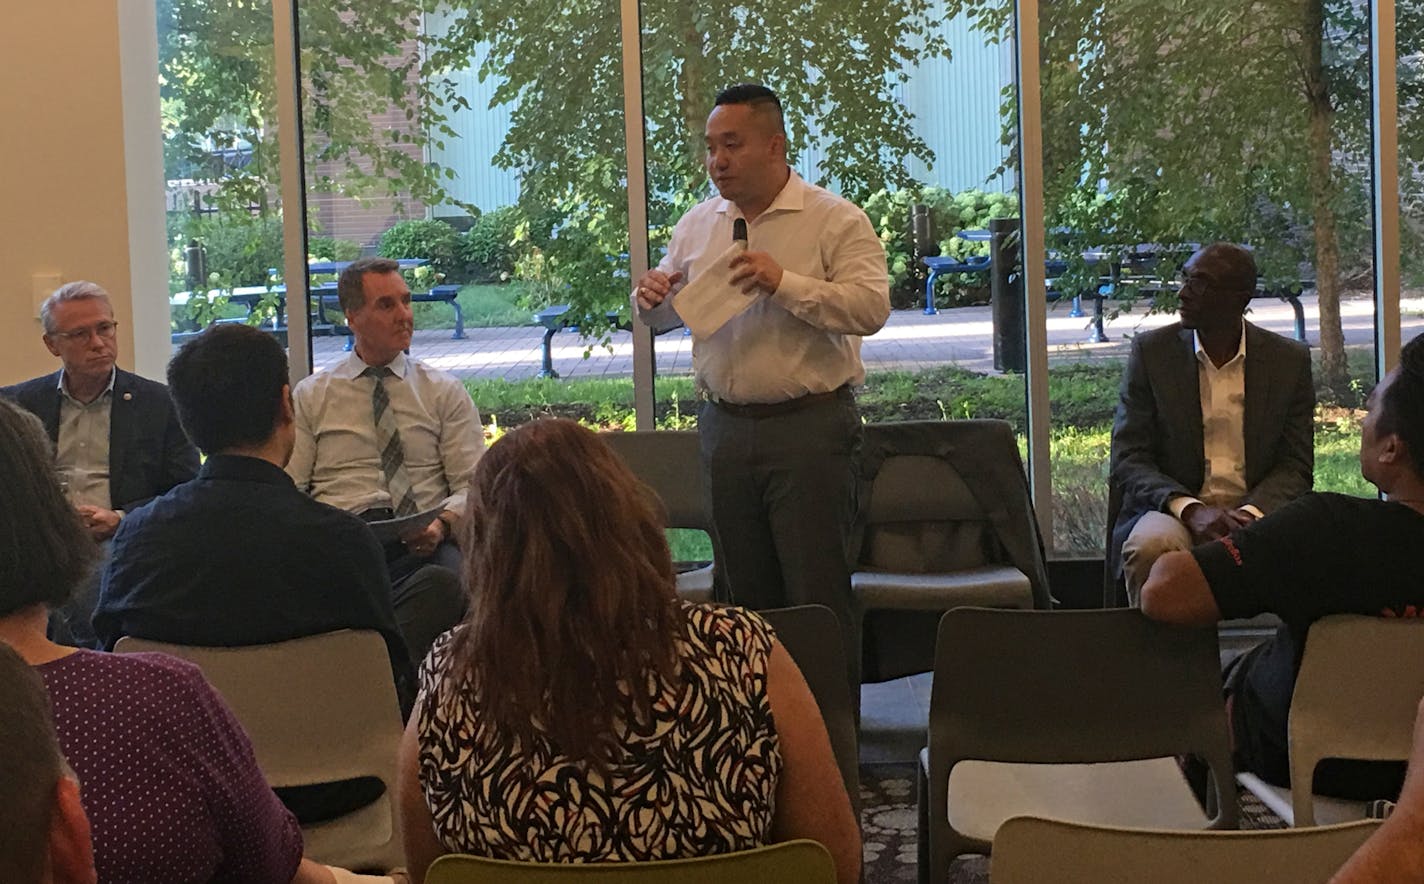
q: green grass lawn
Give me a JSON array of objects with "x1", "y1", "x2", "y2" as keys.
[
  {"x1": 461, "y1": 339, "x2": 1379, "y2": 557},
  {"x1": 412, "y1": 281, "x2": 533, "y2": 330}
]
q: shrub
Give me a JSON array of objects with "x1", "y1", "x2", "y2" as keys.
[
  {"x1": 184, "y1": 214, "x2": 285, "y2": 289},
  {"x1": 461, "y1": 206, "x2": 524, "y2": 282},
  {"x1": 863, "y1": 185, "x2": 1018, "y2": 310},
  {"x1": 307, "y1": 236, "x2": 362, "y2": 262},
  {"x1": 378, "y1": 219, "x2": 462, "y2": 281}
]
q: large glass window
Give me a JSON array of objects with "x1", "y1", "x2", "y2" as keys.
[
  {"x1": 631, "y1": 0, "x2": 1027, "y2": 561},
  {"x1": 288, "y1": 0, "x2": 628, "y2": 430},
  {"x1": 634, "y1": 0, "x2": 1027, "y2": 452},
  {"x1": 158, "y1": 0, "x2": 289, "y2": 358},
  {"x1": 1402, "y1": 0, "x2": 1424, "y2": 350},
  {"x1": 1040, "y1": 0, "x2": 1382, "y2": 559}
]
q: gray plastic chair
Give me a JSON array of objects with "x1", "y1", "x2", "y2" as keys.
[
  {"x1": 760, "y1": 605, "x2": 861, "y2": 817},
  {"x1": 990, "y1": 816, "x2": 1380, "y2": 884},
  {"x1": 1237, "y1": 614, "x2": 1424, "y2": 826},
  {"x1": 115, "y1": 630, "x2": 404, "y2": 872},
  {"x1": 425, "y1": 839, "x2": 836, "y2": 883},
  {"x1": 918, "y1": 607, "x2": 1237, "y2": 884},
  {"x1": 855, "y1": 421, "x2": 1050, "y2": 682},
  {"x1": 600, "y1": 429, "x2": 716, "y2": 602}
]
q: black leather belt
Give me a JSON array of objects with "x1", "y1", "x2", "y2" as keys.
[{"x1": 710, "y1": 385, "x2": 852, "y2": 419}]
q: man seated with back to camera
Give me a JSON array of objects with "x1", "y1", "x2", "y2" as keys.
[
  {"x1": 287, "y1": 256, "x2": 483, "y2": 666},
  {"x1": 94, "y1": 324, "x2": 415, "y2": 825},
  {"x1": 1141, "y1": 335, "x2": 1424, "y2": 800}
]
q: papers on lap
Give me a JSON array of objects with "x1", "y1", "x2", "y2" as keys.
[
  {"x1": 673, "y1": 241, "x2": 759, "y2": 339},
  {"x1": 366, "y1": 506, "x2": 444, "y2": 543}
]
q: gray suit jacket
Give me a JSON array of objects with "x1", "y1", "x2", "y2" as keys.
[
  {"x1": 1107, "y1": 321, "x2": 1314, "y2": 583},
  {"x1": 1, "y1": 368, "x2": 199, "y2": 512}
]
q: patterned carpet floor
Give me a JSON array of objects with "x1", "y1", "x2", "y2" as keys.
[{"x1": 859, "y1": 763, "x2": 1287, "y2": 884}]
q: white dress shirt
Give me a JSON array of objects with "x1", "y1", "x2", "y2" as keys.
[
  {"x1": 1169, "y1": 322, "x2": 1261, "y2": 518},
  {"x1": 287, "y1": 351, "x2": 485, "y2": 516},
  {"x1": 636, "y1": 170, "x2": 891, "y2": 404},
  {"x1": 56, "y1": 368, "x2": 115, "y2": 509}
]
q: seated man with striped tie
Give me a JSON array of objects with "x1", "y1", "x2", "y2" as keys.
[{"x1": 288, "y1": 256, "x2": 484, "y2": 666}]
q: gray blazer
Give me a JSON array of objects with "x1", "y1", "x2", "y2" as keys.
[{"x1": 1107, "y1": 321, "x2": 1314, "y2": 583}]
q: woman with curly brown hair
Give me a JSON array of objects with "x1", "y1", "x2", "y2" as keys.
[{"x1": 398, "y1": 418, "x2": 859, "y2": 883}]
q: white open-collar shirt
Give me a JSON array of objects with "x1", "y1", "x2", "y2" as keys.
[{"x1": 636, "y1": 170, "x2": 891, "y2": 405}]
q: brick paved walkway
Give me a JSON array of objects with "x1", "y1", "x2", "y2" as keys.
[{"x1": 311, "y1": 293, "x2": 1406, "y2": 381}]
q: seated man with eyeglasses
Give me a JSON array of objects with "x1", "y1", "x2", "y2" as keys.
[
  {"x1": 1108, "y1": 242, "x2": 1315, "y2": 603},
  {"x1": 1, "y1": 281, "x2": 198, "y2": 646}
]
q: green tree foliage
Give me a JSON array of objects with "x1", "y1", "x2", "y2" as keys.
[
  {"x1": 947, "y1": 0, "x2": 1421, "y2": 397},
  {"x1": 158, "y1": 0, "x2": 475, "y2": 249},
  {"x1": 424, "y1": 0, "x2": 955, "y2": 332}
]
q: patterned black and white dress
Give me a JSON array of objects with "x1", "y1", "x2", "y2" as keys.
[{"x1": 414, "y1": 602, "x2": 783, "y2": 862}]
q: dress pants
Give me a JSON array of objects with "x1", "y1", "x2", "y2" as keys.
[
  {"x1": 377, "y1": 533, "x2": 468, "y2": 668},
  {"x1": 1120, "y1": 510, "x2": 1193, "y2": 605},
  {"x1": 698, "y1": 391, "x2": 862, "y2": 689}
]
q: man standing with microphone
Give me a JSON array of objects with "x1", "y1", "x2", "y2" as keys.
[{"x1": 633, "y1": 83, "x2": 890, "y2": 686}]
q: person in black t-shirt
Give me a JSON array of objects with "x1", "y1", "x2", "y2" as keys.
[{"x1": 1142, "y1": 335, "x2": 1424, "y2": 800}]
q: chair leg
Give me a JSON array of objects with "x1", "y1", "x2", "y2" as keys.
[{"x1": 917, "y1": 760, "x2": 930, "y2": 884}]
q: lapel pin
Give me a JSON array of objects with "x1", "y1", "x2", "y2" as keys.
[{"x1": 123, "y1": 392, "x2": 133, "y2": 401}]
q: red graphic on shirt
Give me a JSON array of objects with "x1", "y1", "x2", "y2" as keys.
[
  {"x1": 1382, "y1": 606, "x2": 1424, "y2": 618},
  {"x1": 1217, "y1": 535, "x2": 1243, "y2": 566}
]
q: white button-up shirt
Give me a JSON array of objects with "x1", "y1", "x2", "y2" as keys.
[
  {"x1": 287, "y1": 351, "x2": 485, "y2": 516},
  {"x1": 636, "y1": 170, "x2": 890, "y2": 404},
  {"x1": 1169, "y1": 322, "x2": 1260, "y2": 518}
]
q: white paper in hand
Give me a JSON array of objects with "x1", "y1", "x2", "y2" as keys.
[{"x1": 672, "y1": 241, "x2": 759, "y2": 339}]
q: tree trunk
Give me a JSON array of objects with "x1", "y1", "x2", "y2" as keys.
[
  {"x1": 674, "y1": 9, "x2": 708, "y2": 192},
  {"x1": 1303, "y1": 0, "x2": 1348, "y2": 398}
]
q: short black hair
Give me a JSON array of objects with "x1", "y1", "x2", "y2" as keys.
[
  {"x1": 0, "y1": 399, "x2": 97, "y2": 616},
  {"x1": 1378, "y1": 335, "x2": 1424, "y2": 476},
  {"x1": 0, "y1": 643, "x2": 64, "y2": 882},
  {"x1": 338, "y1": 256, "x2": 402, "y2": 313},
  {"x1": 167, "y1": 323, "x2": 288, "y2": 455},
  {"x1": 714, "y1": 83, "x2": 786, "y2": 136},
  {"x1": 1192, "y1": 242, "x2": 1257, "y2": 294}
]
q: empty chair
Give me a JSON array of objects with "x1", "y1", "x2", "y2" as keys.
[
  {"x1": 114, "y1": 630, "x2": 404, "y2": 872},
  {"x1": 601, "y1": 429, "x2": 716, "y2": 602},
  {"x1": 919, "y1": 607, "x2": 1237, "y2": 884},
  {"x1": 761, "y1": 605, "x2": 861, "y2": 815},
  {"x1": 856, "y1": 421, "x2": 1051, "y2": 681},
  {"x1": 990, "y1": 816, "x2": 1381, "y2": 884},
  {"x1": 424, "y1": 839, "x2": 836, "y2": 883},
  {"x1": 1237, "y1": 614, "x2": 1424, "y2": 827}
]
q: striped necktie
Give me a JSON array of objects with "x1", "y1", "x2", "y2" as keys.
[{"x1": 361, "y1": 365, "x2": 419, "y2": 517}]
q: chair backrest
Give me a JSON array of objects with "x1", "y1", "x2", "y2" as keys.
[
  {"x1": 424, "y1": 839, "x2": 837, "y2": 883},
  {"x1": 600, "y1": 430, "x2": 708, "y2": 531},
  {"x1": 858, "y1": 421, "x2": 1051, "y2": 609},
  {"x1": 861, "y1": 453, "x2": 995, "y2": 572},
  {"x1": 759, "y1": 605, "x2": 860, "y2": 815},
  {"x1": 927, "y1": 608, "x2": 1236, "y2": 823},
  {"x1": 113, "y1": 630, "x2": 403, "y2": 792},
  {"x1": 990, "y1": 816, "x2": 1380, "y2": 884},
  {"x1": 1288, "y1": 615, "x2": 1424, "y2": 825}
]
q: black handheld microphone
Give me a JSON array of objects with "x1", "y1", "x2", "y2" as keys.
[{"x1": 732, "y1": 218, "x2": 748, "y2": 243}]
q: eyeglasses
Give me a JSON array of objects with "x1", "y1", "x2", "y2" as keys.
[
  {"x1": 1178, "y1": 274, "x2": 1216, "y2": 295},
  {"x1": 50, "y1": 321, "x2": 119, "y2": 343}
]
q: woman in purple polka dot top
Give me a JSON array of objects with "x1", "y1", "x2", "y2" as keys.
[{"x1": 0, "y1": 398, "x2": 351, "y2": 884}]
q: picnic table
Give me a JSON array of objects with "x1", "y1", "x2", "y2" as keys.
[
  {"x1": 925, "y1": 231, "x2": 1310, "y2": 353},
  {"x1": 171, "y1": 257, "x2": 467, "y2": 348}
]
